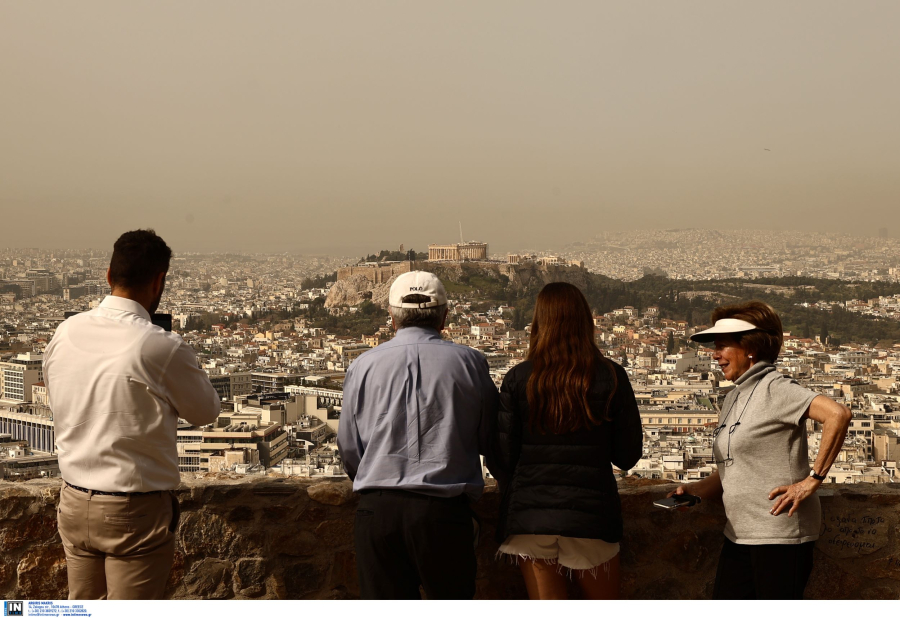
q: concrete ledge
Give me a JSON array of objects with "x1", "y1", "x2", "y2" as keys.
[{"x1": 1, "y1": 478, "x2": 898, "y2": 599}]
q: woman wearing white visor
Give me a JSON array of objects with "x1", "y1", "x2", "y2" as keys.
[{"x1": 669, "y1": 300, "x2": 850, "y2": 599}]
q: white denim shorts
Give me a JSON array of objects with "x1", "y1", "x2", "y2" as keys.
[{"x1": 498, "y1": 534, "x2": 620, "y2": 571}]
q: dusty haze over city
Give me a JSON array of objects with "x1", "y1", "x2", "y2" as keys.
[{"x1": 2, "y1": 1, "x2": 899, "y2": 255}]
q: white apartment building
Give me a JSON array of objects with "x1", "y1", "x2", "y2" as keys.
[
  {"x1": 660, "y1": 349, "x2": 702, "y2": 374},
  {"x1": 0, "y1": 353, "x2": 43, "y2": 403},
  {"x1": 0, "y1": 406, "x2": 56, "y2": 453},
  {"x1": 834, "y1": 350, "x2": 874, "y2": 366},
  {"x1": 640, "y1": 409, "x2": 718, "y2": 433},
  {"x1": 471, "y1": 323, "x2": 496, "y2": 338},
  {"x1": 847, "y1": 414, "x2": 875, "y2": 460},
  {"x1": 285, "y1": 385, "x2": 343, "y2": 407},
  {"x1": 177, "y1": 414, "x2": 288, "y2": 473}
]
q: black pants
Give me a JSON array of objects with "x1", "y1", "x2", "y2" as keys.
[
  {"x1": 354, "y1": 489, "x2": 477, "y2": 600},
  {"x1": 713, "y1": 536, "x2": 815, "y2": 600}
]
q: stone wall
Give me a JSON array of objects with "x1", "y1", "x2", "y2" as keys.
[
  {"x1": 1, "y1": 478, "x2": 898, "y2": 600},
  {"x1": 336, "y1": 262, "x2": 411, "y2": 285}
]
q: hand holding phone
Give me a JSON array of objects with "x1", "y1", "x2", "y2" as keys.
[{"x1": 653, "y1": 493, "x2": 701, "y2": 509}]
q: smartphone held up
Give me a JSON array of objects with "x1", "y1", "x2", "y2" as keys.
[{"x1": 653, "y1": 493, "x2": 701, "y2": 509}]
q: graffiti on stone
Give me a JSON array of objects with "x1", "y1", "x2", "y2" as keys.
[{"x1": 820, "y1": 513, "x2": 888, "y2": 558}]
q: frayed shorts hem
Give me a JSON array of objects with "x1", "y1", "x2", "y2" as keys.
[{"x1": 496, "y1": 534, "x2": 620, "y2": 578}]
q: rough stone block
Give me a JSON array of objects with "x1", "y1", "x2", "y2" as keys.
[
  {"x1": 202, "y1": 486, "x2": 244, "y2": 504},
  {"x1": 235, "y1": 557, "x2": 268, "y2": 597},
  {"x1": 0, "y1": 512, "x2": 58, "y2": 554},
  {"x1": 806, "y1": 553, "x2": 864, "y2": 599},
  {"x1": 251, "y1": 481, "x2": 300, "y2": 497},
  {"x1": 173, "y1": 485, "x2": 205, "y2": 511},
  {"x1": 864, "y1": 553, "x2": 900, "y2": 582},
  {"x1": 0, "y1": 560, "x2": 15, "y2": 590},
  {"x1": 184, "y1": 558, "x2": 234, "y2": 599},
  {"x1": 861, "y1": 586, "x2": 899, "y2": 600},
  {"x1": 275, "y1": 530, "x2": 318, "y2": 557},
  {"x1": 658, "y1": 529, "x2": 704, "y2": 572},
  {"x1": 16, "y1": 544, "x2": 67, "y2": 599},
  {"x1": 39, "y1": 486, "x2": 62, "y2": 504},
  {"x1": 0, "y1": 488, "x2": 34, "y2": 521},
  {"x1": 328, "y1": 550, "x2": 359, "y2": 597},
  {"x1": 297, "y1": 504, "x2": 339, "y2": 524},
  {"x1": 314, "y1": 518, "x2": 354, "y2": 547},
  {"x1": 266, "y1": 572, "x2": 287, "y2": 600},
  {"x1": 226, "y1": 506, "x2": 254, "y2": 522},
  {"x1": 307, "y1": 481, "x2": 354, "y2": 506},
  {"x1": 262, "y1": 505, "x2": 295, "y2": 521},
  {"x1": 179, "y1": 511, "x2": 259, "y2": 559},
  {"x1": 281, "y1": 559, "x2": 330, "y2": 598}
]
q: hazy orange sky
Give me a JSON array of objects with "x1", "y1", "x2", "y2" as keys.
[{"x1": 2, "y1": 1, "x2": 899, "y2": 255}]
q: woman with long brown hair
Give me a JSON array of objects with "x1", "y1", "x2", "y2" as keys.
[{"x1": 487, "y1": 282, "x2": 643, "y2": 599}]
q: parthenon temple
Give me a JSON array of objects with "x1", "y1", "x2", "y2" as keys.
[{"x1": 427, "y1": 242, "x2": 489, "y2": 261}]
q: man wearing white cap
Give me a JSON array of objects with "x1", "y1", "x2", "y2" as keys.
[{"x1": 337, "y1": 271, "x2": 499, "y2": 599}]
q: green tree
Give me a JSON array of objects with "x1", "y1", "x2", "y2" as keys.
[
  {"x1": 666, "y1": 331, "x2": 676, "y2": 355},
  {"x1": 511, "y1": 308, "x2": 526, "y2": 331},
  {"x1": 301, "y1": 272, "x2": 337, "y2": 289}
]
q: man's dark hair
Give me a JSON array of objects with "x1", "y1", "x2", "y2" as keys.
[{"x1": 108, "y1": 229, "x2": 173, "y2": 290}]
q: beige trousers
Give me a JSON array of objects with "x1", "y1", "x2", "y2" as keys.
[{"x1": 57, "y1": 483, "x2": 179, "y2": 600}]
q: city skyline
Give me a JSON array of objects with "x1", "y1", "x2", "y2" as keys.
[
  {"x1": 3, "y1": 1, "x2": 900, "y2": 253},
  {"x1": 2, "y1": 224, "x2": 899, "y2": 257}
]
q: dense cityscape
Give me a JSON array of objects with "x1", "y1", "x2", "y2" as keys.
[
  {"x1": 2, "y1": 231, "x2": 899, "y2": 486},
  {"x1": 558, "y1": 228, "x2": 900, "y2": 282}
]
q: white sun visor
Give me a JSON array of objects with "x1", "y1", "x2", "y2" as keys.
[{"x1": 689, "y1": 318, "x2": 759, "y2": 343}]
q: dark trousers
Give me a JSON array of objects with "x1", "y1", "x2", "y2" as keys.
[
  {"x1": 354, "y1": 489, "x2": 477, "y2": 600},
  {"x1": 713, "y1": 536, "x2": 815, "y2": 600}
]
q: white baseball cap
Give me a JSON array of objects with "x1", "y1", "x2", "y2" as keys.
[
  {"x1": 689, "y1": 318, "x2": 759, "y2": 344},
  {"x1": 389, "y1": 271, "x2": 448, "y2": 308}
]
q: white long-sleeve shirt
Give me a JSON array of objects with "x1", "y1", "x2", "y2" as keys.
[{"x1": 43, "y1": 295, "x2": 220, "y2": 492}]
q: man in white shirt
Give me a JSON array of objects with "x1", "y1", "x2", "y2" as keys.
[{"x1": 43, "y1": 229, "x2": 220, "y2": 600}]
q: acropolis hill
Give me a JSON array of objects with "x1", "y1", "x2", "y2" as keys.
[{"x1": 329, "y1": 259, "x2": 593, "y2": 308}]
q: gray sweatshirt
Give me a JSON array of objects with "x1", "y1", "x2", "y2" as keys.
[{"x1": 714, "y1": 362, "x2": 820, "y2": 545}]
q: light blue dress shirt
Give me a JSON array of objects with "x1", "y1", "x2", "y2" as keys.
[{"x1": 337, "y1": 326, "x2": 499, "y2": 500}]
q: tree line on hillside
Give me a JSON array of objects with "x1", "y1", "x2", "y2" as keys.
[
  {"x1": 300, "y1": 272, "x2": 337, "y2": 290},
  {"x1": 362, "y1": 249, "x2": 428, "y2": 263},
  {"x1": 497, "y1": 274, "x2": 900, "y2": 346},
  {"x1": 185, "y1": 265, "x2": 900, "y2": 346}
]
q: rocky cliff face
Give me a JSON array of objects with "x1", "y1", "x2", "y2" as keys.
[
  {"x1": 505, "y1": 263, "x2": 596, "y2": 291},
  {"x1": 323, "y1": 274, "x2": 373, "y2": 308},
  {"x1": 421, "y1": 261, "x2": 594, "y2": 290},
  {"x1": 2, "y1": 478, "x2": 899, "y2": 600},
  {"x1": 324, "y1": 273, "x2": 402, "y2": 309}
]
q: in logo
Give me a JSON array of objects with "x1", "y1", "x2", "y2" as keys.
[{"x1": 3, "y1": 601, "x2": 23, "y2": 617}]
